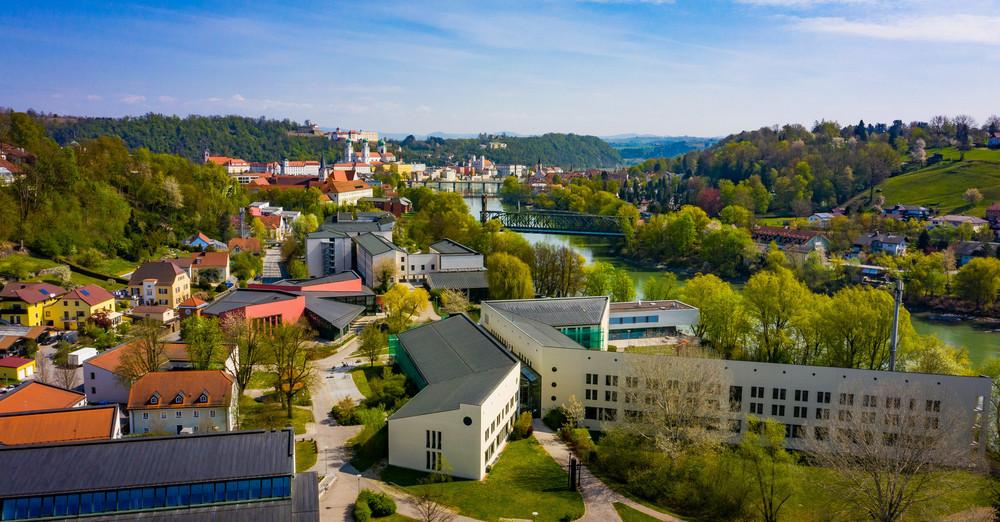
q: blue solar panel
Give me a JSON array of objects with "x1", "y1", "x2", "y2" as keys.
[
  {"x1": 39, "y1": 289, "x2": 49, "y2": 295},
  {"x1": 80, "y1": 289, "x2": 90, "y2": 296}
]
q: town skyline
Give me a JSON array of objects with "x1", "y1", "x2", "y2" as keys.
[{"x1": 4, "y1": 0, "x2": 1000, "y2": 137}]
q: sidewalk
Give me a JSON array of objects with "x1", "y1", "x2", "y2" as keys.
[{"x1": 532, "y1": 420, "x2": 681, "y2": 522}]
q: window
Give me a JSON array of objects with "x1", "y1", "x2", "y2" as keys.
[
  {"x1": 863, "y1": 395, "x2": 878, "y2": 408},
  {"x1": 198, "y1": 393, "x2": 208, "y2": 403},
  {"x1": 425, "y1": 451, "x2": 442, "y2": 471},
  {"x1": 91, "y1": 387, "x2": 96, "y2": 394},
  {"x1": 194, "y1": 411, "x2": 200, "y2": 418},
  {"x1": 925, "y1": 417, "x2": 939, "y2": 429},
  {"x1": 150, "y1": 396, "x2": 159, "y2": 405},
  {"x1": 585, "y1": 407, "x2": 598, "y2": 420},
  {"x1": 785, "y1": 424, "x2": 804, "y2": 439},
  {"x1": 176, "y1": 411, "x2": 182, "y2": 418},
  {"x1": 885, "y1": 397, "x2": 901, "y2": 409},
  {"x1": 861, "y1": 411, "x2": 876, "y2": 424},
  {"x1": 160, "y1": 412, "x2": 167, "y2": 419},
  {"x1": 585, "y1": 373, "x2": 599, "y2": 385},
  {"x1": 210, "y1": 410, "x2": 216, "y2": 418},
  {"x1": 772, "y1": 388, "x2": 786, "y2": 401},
  {"x1": 838, "y1": 410, "x2": 852, "y2": 422},
  {"x1": 750, "y1": 402, "x2": 764, "y2": 414},
  {"x1": 606, "y1": 375, "x2": 618, "y2": 387},
  {"x1": 729, "y1": 386, "x2": 743, "y2": 412},
  {"x1": 158, "y1": 288, "x2": 167, "y2": 294},
  {"x1": 625, "y1": 376, "x2": 638, "y2": 388},
  {"x1": 174, "y1": 394, "x2": 184, "y2": 404},
  {"x1": 142, "y1": 413, "x2": 149, "y2": 420},
  {"x1": 816, "y1": 391, "x2": 831, "y2": 404},
  {"x1": 585, "y1": 389, "x2": 597, "y2": 401},
  {"x1": 839, "y1": 393, "x2": 854, "y2": 406},
  {"x1": 410, "y1": 265, "x2": 415, "y2": 271},
  {"x1": 815, "y1": 408, "x2": 830, "y2": 420},
  {"x1": 425, "y1": 430, "x2": 442, "y2": 450},
  {"x1": 750, "y1": 386, "x2": 764, "y2": 399},
  {"x1": 605, "y1": 390, "x2": 618, "y2": 402},
  {"x1": 771, "y1": 404, "x2": 786, "y2": 416},
  {"x1": 793, "y1": 406, "x2": 808, "y2": 418},
  {"x1": 420, "y1": 265, "x2": 425, "y2": 271},
  {"x1": 90, "y1": 372, "x2": 95, "y2": 380},
  {"x1": 794, "y1": 390, "x2": 809, "y2": 402},
  {"x1": 814, "y1": 426, "x2": 829, "y2": 440},
  {"x1": 925, "y1": 400, "x2": 941, "y2": 413}
]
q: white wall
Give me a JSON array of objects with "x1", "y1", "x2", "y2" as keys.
[
  {"x1": 438, "y1": 253, "x2": 484, "y2": 272},
  {"x1": 129, "y1": 406, "x2": 232, "y2": 435},
  {"x1": 84, "y1": 364, "x2": 129, "y2": 405}
]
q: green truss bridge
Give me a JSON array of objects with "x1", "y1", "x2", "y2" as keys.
[{"x1": 480, "y1": 209, "x2": 625, "y2": 237}]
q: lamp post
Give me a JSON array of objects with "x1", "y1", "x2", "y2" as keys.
[
  {"x1": 357, "y1": 474, "x2": 363, "y2": 495},
  {"x1": 532, "y1": 511, "x2": 538, "y2": 521}
]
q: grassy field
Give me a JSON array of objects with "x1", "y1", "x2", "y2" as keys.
[
  {"x1": 875, "y1": 147, "x2": 1000, "y2": 217},
  {"x1": 238, "y1": 394, "x2": 314, "y2": 435},
  {"x1": 350, "y1": 364, "x2": 387, "y2": 398},
  {"x1": 613, "y1": 502, "x2": 660, "y2": 522},
  {"x1": 380, "y1": 438, "x2": 584, "y2": 522},
  {"x1": 0, "y1": 254, "x2": 126, "y2": 290},
  {"x1": 932, "y1": 146, "x2": 1000, "y2": 162},
  {"x1": 295, "y1": 440, "x2": 317, "y2": 473}
]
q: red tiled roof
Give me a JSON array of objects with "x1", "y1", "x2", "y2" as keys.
[
  {"x1": 0, "y1": 381, "x2": 85, "y2": 414},
  {"x1": 0, "y1": 406, "x2": 117, "y2": 445},
  {"x1": 227, "y1": 237, "x2": 261, "y2": 253},
  {"x1": 259, "y1": 214, "x2": 282, "y2": 229},
  {"x1": 326, "y1": 180, "x2": 371, "y2": 194},
  {"x1": 752, "y1": 226, "x2": 823, "y2": 243},
  {"x1": 63, "y1": 284, "x2": 115, "y2": 307},
  {"x1": 0, "y1": 356, "x2": 34, "y2": 368},
  {"x1": 0, "y1": 282, "x2": 66, "y2": 304},
  {"x1": 86, "y1": 342, "x2": 191, "y2": 372},
  {"x1": 178, "y1": 296, "x2": 207, "y2": 308},
  {"x1": 127, "y1": 370, "x2": 234, "y2": 410}
]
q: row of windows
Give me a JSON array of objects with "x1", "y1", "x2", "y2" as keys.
[
  {"x1": 584, "y1": 389, "x2": 618, "y2": 402},
  {"x1": 609, "y1": 315, "x2": 658, "y2": 325},
  {"x1": 425, "y1": 451, "x2": 443, "y2": 471},
  {"x1": 1, "y1": 476, "x2": 291, "y2": 521},
  {"x1": 141, "y1": 410, "x2": 216, "y2": 420}
]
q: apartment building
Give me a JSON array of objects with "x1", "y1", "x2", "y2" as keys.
[
  {"x1": 127, "y1": 370, "x2": 237, "y2": 435},
  {"x1": 127, "y1": 262, "x2": 191, "y2": 308}
]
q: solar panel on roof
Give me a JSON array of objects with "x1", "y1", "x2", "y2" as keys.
[
  {"x1": 39, "y1": 289, "x2": 49, "y2": 295},
  {"x1": 80, "y1": 289, "x2": 90, "y2": 296}
]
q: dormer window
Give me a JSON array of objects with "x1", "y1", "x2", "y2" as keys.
[
  {"x1": 198, "y1": 393, "x2": 208, "y2": 403},
  {"x1": 149, "y1": 394, "x2": 159, "y2": 405},
  {"x1": 174, "y1": 393, "x2": 184, "y2": 404}
]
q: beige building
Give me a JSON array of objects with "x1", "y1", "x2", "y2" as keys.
[
  {"x1": 128, "y1": 261, "x2": 191, "y2": 308},
  {"x1": 126, "y1": 370, "x2": 237, "y2": 435}
]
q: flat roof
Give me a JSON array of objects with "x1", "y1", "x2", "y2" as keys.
[
  {"x1": 202, "y1": 289, "x2": 299, "y2": 316},
  {"x1": 304, "y1": 297, "x2": 365, "y2": 331},
  {"x1": 483, "y1": 296, "x2": 609, "y2": 327},
  {"x1": 609, "y1": 300, "x2": 695, "y2": 312},
  {"x1": 391, "y1": 315, "x2": 517, "y2": 419},
  {"x1": 429, "y1": 238, "x2": 479, "y2": 255},
  {"x1": 0, "y1": 429, "x2": 295, "y2": 498}
]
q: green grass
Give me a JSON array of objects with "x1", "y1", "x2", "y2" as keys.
[
  {"x1": 374, "y1": 515, "x2": 417, "y2": 522},
  {"x1": 930, "y1": 146, "x2": 1000, "y2": 162},
  {"x1": 246, "y1": 371, "x2": 274, "y2": 390},
  {"x1": 381, "y1": 438, "x2": 584, "y2": 522},
  {"x1": 876, "y1": 152, "x2": 1000, "y2": 217},
  {"x1": 309, "y1": 334, "x2": 354, "y2": 360},
  {"x1": 350, "y1": 364, "x2": 387, "y2": 398},
  {"x1": 295, "y1": 440, "x2": 317, "y2": 473},
  {"x1": 349, "y1": 425, "x2": 388, "y2": 472},
  {"x1": 238, "y1": 394, "x2": 314, "y2": 435},
  {"x1": 86, "y1": 256, "x2": 141, "y2": 277},
  {"x1": 0, "y1": 254, "x2": 125, "y2": 291},
  {"x1": 614, "y1": 502, "x2": 660, "y2": 522}
]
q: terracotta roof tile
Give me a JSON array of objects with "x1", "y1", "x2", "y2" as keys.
[
  {"x1": 0, "y1": 357, "x2": 34, "y2": 369},
  {"x1": 85, "y1": 342, "x2": 191, "y2": 372},
  {"x1": 63, "y1": 284, "x2": 115, "y2": 307},
  {"x1": 0, "y1": 406, "x2": 117, "y2": 445},
  {"x1": 127, "y1": 370, "x2": 234, "y2": 410},
  {"x1": 0, "y1": 382, "x2": 85, "y2": 414},
  {"x1": 0, "y1": 282, "x2": 66, "y2": 304}
]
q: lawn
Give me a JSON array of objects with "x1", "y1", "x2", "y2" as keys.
[
  {"x1": 238, "y1": 394, "x2": 314, "y2": 435},
  {"x1": 350, "y1": 364, "x2": 387, "y2": 398},
  {"x1": 876, "y1": 156, "x2": 1000, "y2": 217},
  {"x1": 86, "y1": 256, "x2": 141, "y2": 277},
  {"x1": 295, "y1": 439, "x2": 317, "y2": 473},
  {"x1": 380, "y1": 438, "x2": 584, "y2": 522},
  {"x1": 309, "y1": 334, "x2": 354, "y2": 361},
  {"x1": 930, "y1": 146, "x2": 1000, "y2": 163},
  {"x1": 0, "y1": 254, "x2": 125, "y2": 291},
  {"x1": 246, "y1": 370, "x2": 274, "y2": 390},
  {"x1": 614, "y1": 502, "x2": 660, "y2": 522}
]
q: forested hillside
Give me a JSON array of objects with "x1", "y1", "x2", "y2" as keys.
[
  {"x1": 42, "y1": 113, "x2": 341, "y2": 163},
  {"x1": 605, "y1": 136, "x2": 717, "y2": 164},
  {"x1": 397, "y1": 133, "x2": 621, "y2": 168},
  {"x1": 0, "y1": 111, "x2": 245, "y2": 262}
]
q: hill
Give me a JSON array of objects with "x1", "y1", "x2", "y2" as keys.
[
  {"x1": 604, "y1": 135, "x2": 718, "y2": 164},
  {"x1": 875, "y1": 147, "x2": 1000, "y2": 217},
  {"x1": 396, "y1": 133, "x2": 621, "y2": 168},
  {"x1": 41, "y1": 113, "x2": 342, "y2": 163}
]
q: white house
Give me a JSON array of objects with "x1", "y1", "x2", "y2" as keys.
[
  {"x1": 126, "y1": 370, "x2": 237, "y2": 435},
  {"x1": 325, "y1": 180, "x2": 373, "y2": 207},
  {"x1": 388, "y1": 314, "x2": 521, "y2": 480}
]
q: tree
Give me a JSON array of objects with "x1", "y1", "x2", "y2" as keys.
[
  {"x1": 231, "y1": 251, "x2": 263, "y2": 281},
  {"x1": 820, "y1": 286, "x2": 915, "y2": 370},
  {"x1": 584, "y1": 262, "x2": 635, "y2": 302},
  {"x1": 642, "y1": 272, "x2": 680, "y2": 301},
  {"x1": 910, "y1": 138, "x2": 927, "y2": 166},
  {"x1": 252, "y1": 217, "x2": 268, "y2": 242},
  {"x1": 180, "y1": 315, "x2": 225, "y2": 370},
  {"x1": 115, "y1": 320, "x2": 168, "y2": 386},
  {"x1": 531, "y1": 243, "x2": 585, "y2": 297},
  {"x1": 740, "y1": 417, "x2": 794, "y2": 522},
  {"x1": 266, "y1": 324, "x2": 315, "y2": 419},
  {"x1": 681, "y1": 274, "x2": 750, "y2": 357},
  {"x1": 383, "y1": 284, "x2": 430, "y2": 333},
  {"x1": 487, "y1": 252, "x2": 534, "y2": 300},
  {"x1": 287, "y1": 259, "x2": 308, "y2": 279},
  {"x1": 743, "y1": 268, "x2": 809, "y2": 363},
  {"x1": 562, "y1": 395, "x2": 584, "y2": 430},
  {"x1": 358, "y1": 324, "x2": 387, "y2": 367},
  {"x1": 221, "y1": 313, "x2": 267, "y2": 394},
  {"x1": 963, "y1": 187, "x2": 984, "y2": 207},
  {"x1": 954, "y1": 257, "x2": 1000, "y2": 309},
  {"x1": 438, "y1": 289, "x2": 470, "y2": 315},
  {"x1": 52, "y1": 341, "x2": 79, "y2": 390},
  {"x1": 373, "y1": 259, "x2": 398, "y2": 293},
  {"x1": 719, "y1": 205, "x2": 753, "y2": 229}
]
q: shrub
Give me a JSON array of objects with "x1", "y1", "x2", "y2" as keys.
[
  {"x1": 331, "y1": 397, "x2": 358, "y2": 425},
  {"x1": 566, "y1": 428, "x2": 595, "y2": 462},
  {"x1": 512, "y1": 411, "x2": 533, "y2": 440},
  {"x1": 367, "y1": 491, "x2": 397, "y2": 517},
  {"x1": 75, "y1": 247, "x2": 104, "y2": 268},
  {"x1": 543, "y1": 407, "x2": 567, "y2": 431},
  {"x1": 353, "y1": 498, "x2": 371, "y2": 522}
]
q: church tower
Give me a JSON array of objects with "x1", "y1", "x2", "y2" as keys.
[
  {"x1": 362, "y1": 139, "x2": 370, "y2": 163},
  {"x1": 344, "y1": 139, "x2": 353, "y2": 163}
]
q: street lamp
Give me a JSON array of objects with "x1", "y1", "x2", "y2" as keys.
[
  {"x1": 357, "y1": 474, "x2": 363, "y2": 495},
  {"x1": 532, "y1": 511, "x2": 538, "y2": 521}
]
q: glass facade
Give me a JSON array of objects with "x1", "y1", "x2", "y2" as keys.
[
  {"x1": 389, "y1": 335, "x2": 427, "y2": 389},
  {"x1": 519, "y1": 365, "x2": 541, "y2": 418},
  {"x1": 609, "y1": 315, "x2": 658, "y2": 325},
  {"x1": 558, "y1": 325, "x2": 604, "y2": 350},
  {"x1": 1, "y1": 476, "x2": 291, "y2": 521}
]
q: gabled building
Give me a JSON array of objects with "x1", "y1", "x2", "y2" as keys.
[
  {"x1": 929, "y1": 214, "x2": 990, "y2": 232},
  {"x1": 182, "y1": 231, "x2": 228, "y2": 251},
  {"x1": 0, "y1": 405, "x2": 121, "y2": 446},
  {"x1": 883, "y1": 204, "x2": 931, "y2": 221},
  {"x1": 0, "y1": 282, "x2": 66, "y2": 326},
  {"x1": 388, "y1": 314, "x2": 521, "y2": 479},
  {"x1": 0, "y1": 381, "x2": 86, "y2": 414},
  {"x1": 170, "y1": 251, "x2": 231, "y2": 285},
  {"x1": 127, "y1": 261, "x2": 191, "y2": 308},
  {"x1": 751, "y1": 226, "x2": 829, "y2": 263},
  {"x1": 953, "y1": 241, "x2": 1000, "y2": 267},
  {"x1": 853, "y1": 232, "x2": 907, "y2": 256},
  {"x1": 178, "y1": 296, "x2": 209, "y2": 319},
  {"x1": 127, "y1": 370, "x2": 237, "y2": 435},
  {"x1": 203, "y1": 151, "x2": 250, "y2": 174},
  {"x1": 0, "y1": 357, "x2": 35, "y2": 383},
  {"x1": 44, "y1": 284, "x2": 117, "y2": 330},
  {"x1": 324, "y1": 179, "x2": 373, "y2": 207},
  {"x1": 227, "y1": 237, "x2": 261, "y2": 255}
]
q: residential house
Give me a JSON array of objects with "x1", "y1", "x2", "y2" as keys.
[
  {"x1": 807, "y1": 212, "x2": 841, "y2": 228},
  {"x1": 127, "y1": 305, "x2": 176, "y2": 324},
  {"x1": 227, "y1": 237, "x2": 261, "y2": 254},
  {"x1": 127, "y1": 370, "x2": 237, "y2": 435},
  {"x1": 883, "y1": 204, "x2": 931, "y2": 221},
  {"x1": 0, "y1": 430, "x2": 318, "y2": 521},
  {"x1": 0, "y1": 381, "x2": 86, "y2": 414},
  {"x1": 0, "y1": 357, "x2": 35, "y2": 383},
  {"x1": 853, "y1": 232, "x2": 908, "y2": 256},
  {"x1": 361, "y1": 196, "x2": 412, "y2": 217},
  {"x1": 0, "y1": 325, "x2": 47, "y2": 358},
  {"x1": 953, "y1": 241, "x2": 1000, "y2": 267},
  {"x1": 0, "y1": 405, "x2": 121, "y2": 446},
  {"x1": 177, "y1": 296, "x2": 209, "y2": 318},
  {"x1": 987, "y1": 202, "x2": 1000, "y2": 227},
  {"x1": 751, "y1": 226, "x2": 830, "y2": 263},
  {"x1": 171, "y1": 251, "x2": 231, "y2": 285},
  {"x1": 182, "y1": 231, "x2": 228, "y2": 251},
  {"x1": 0, "y1": 282, "x2": 66, "y2": 326},
  {"x1": 387, "y1": 314, "x2": 521, "y2": 480},
  {"x1": 44, "y1": 284, "x2": 118, "y2": 330},
  {"x1": 128, "y1": 261, "x2": 191, "y2": 308},
  {"x1": 258, "y1": 214, "x2": 285, "y2": 242},
  {"x1": 929, "y1": 215, "x2": 990, "y2": 232},
  {"x1": 324, "y1": 179, "x2": 373, "y2": 206}
]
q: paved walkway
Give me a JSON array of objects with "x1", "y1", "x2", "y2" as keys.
[{"x1": 532, "y1": 420, "x2": 681, "y2": 522}]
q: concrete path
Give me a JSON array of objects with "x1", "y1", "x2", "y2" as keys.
[{"x1": 532, "y1": 420, "x2": 681, "y2": 522}]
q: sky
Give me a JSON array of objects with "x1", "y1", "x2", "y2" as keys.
[{"x1": 2, "y1": 0, "x2": 999, "y2": 137}]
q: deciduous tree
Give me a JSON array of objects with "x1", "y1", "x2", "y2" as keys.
[
  {"x1": 486, "y1": 252, "x2": 534, "y2": 300},
  {"x1": 358, "y1": 324, "x2": 387, "y2": 367},
  {"x1": 115, "y1": 320, "x2": 168, "y2": 386},
  {"x1": 266, "y1": 324, "x2": 315, "y2": 419},
  {"x1": 383, "y1": 284, "x2": 431, "y2": 333}
]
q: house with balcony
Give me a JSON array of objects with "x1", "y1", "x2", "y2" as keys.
[
  {"x1": 127, "y1": 262, "x2": 191, "y2": 308},
  {"x1": 0, "y1": 282, "x2": 66, "y2": 327},
  {"x1": 44, "y1": 284, "x2": 118, "y2": 330}
]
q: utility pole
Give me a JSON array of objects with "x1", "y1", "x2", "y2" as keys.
[{"x1": 888, "y1": 277, "x2": 904, "y2": 371}]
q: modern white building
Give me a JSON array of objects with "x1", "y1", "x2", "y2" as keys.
[
  {"x1": 304, "y1": 212, "x2": 395, "y2": 278},
  {"x1": 387, "y1": 314, "x2": 521, "y2": 480},
  {"x1": 608, "y1": 300, "x2": 699, "y2": 341},
  {"x1": 126, "y1": 370, "x2": 237, "y2": 435},
  {"x1": 497, "y1": 165, "x2": 528, "y2": 178},
  {"x1": 354, "y1": 233, "x2": 405, "y2": 289}
]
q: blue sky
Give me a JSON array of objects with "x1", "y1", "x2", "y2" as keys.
[{"x1": 2, "y1": 0, "x2": 999, "y2": 136}]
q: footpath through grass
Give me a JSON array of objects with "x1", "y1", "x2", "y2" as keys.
[
  {"x1": 381, "y1": 438, "x2": 584, "y2": 522},
  {"x1": 614, "y1": 502, "x2": 660, "y2": 522}
]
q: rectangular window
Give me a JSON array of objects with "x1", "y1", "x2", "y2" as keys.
[
  {"x1": 605, "y1": 390, "x2": 618, "y2": 402},
  {"x1": 863, "y1": 395, "x2": 877, "y2": 408},
  {"x1": 771, "y1": 404, "x2": 785, "y2": 416},
  {"x1": 838, "y1": 410, "x2": 852, "y2": 422},
  {"x1": 585, "y1": 373, "x2": 599, "y2": 385},
  {"x1": 585, "y1": 389, "x2": 597, "y2": 401},
  {"x1": 210, "y1": 410, "x2": 216, "y2": 418},
  {"x1": 793, "y1": 406, "x2": 807, "y2": 418},
  {"x1": 142, "y1": 412, "x2": 149, "y2": 420},
  {"x1": 194, "y1": 410, "x2": 200, "y2": 418},
  {"x1": 729, "y1": 386, "x2": 743, "y2": 412},
  {"x1": 750, "y1": 386, "x2": 764, "y2": 399},
  {"x1": 584, "y1": 406, "x2": 598, "y2": 420},
  {"x1": 815, "y1": 408, "x2": 830, "y2": 420},
  {"x1": 839, "y1": 393, "x2": 854, "y2": 406},
  {"x1": 816, "y1": 391, "x2": 831, "y2": 404},
  {"x1": 750, "y1": 402, "x2": 763, "y2": 414},
  {"x1": 605, "y1": 375, "x2": 618, "y2": 387},
  {"x1": 175, "y1": 411, "x2": 182, "y2": 418},
  {"x1": 794, "y1": 390, "x2": 809, "y2": 402},
  {"x1": 925, "y1": 400, "x2": 941, "y2": 413},
  {"x1": 625, "y1": 376, "x2": 638, "y2": 388},
  {"x1": 161, "y1": 412, "x2": 167, "y2": 419},
  {"x1": 772, "y1": 388, "x2": 786, "y2": 401}
]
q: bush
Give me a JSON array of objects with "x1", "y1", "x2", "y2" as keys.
[
  {"x1": 565, "y1": 428, "x2": 595, "y2": 462},
  {"x1": 543, "y1": 407, "x2": 567, "y2": 431},
  {"x1": 75, "y1": 247, "x2": 104, "y2": 268},
  {"x1": 331, "y1": 397, "x2": 358, "y2": 425},
  {"x1": 512, "y1": 411, "x2": 533, "y2": 440},
  {"x1": 353, "y1": 498, "x2": 372, "y2": 522},
  {"x1": 356, "y1": 489, "x2": 396, "y2": 518}
]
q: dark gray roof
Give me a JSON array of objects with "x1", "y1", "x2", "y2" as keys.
[
  {"x1": 304, "y1": 297, "x2": 364, "y2": 330},
  {"x1": 272, "y1": 272, "x2": 360, "y2": 286},
  {"x1": 0, "y1": 430, "x2": 295, "y2": 497},
  {"x1": 128, "y1": 261, "x2": 184, "y2": 286},
  {"x1": 484, "y1": 296, "x2": 609, "y2": 327},
  {"x1": 425, "y1": 270, "x2": 489, "y2": 290},
  {"x1": 429, "y1": 239, "x2": 478, "y2": 255},
  {"x1": 306, "y1": 229, "x2": 347, "y2": 240},
  {"x1": 954, "y1": 241, "x2": 999, "y2": 257},
  {"x1": 354, "y1": 232, "x2": 401, "y2": 256},
  {"x1": 391, "y1": 315, "x2": 518, "y2": 419},
  {"x1": 202, "y1": 289, "x2": 299, "y2": 316},
  {"x1": 492, "y1": 308, "x2": 581, "y2": 349}
]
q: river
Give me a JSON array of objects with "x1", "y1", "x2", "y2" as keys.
[{"x1": 465, "y1": 197, "x2": 999, "y2": 366}]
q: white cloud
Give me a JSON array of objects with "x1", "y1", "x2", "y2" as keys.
[
  {"x1": 793, "y1": 14, "x2": 1000, "y2": 44},
  {"x1": 120, "y1": 95, "x2": 146, "y2": 104},
  {"x1": 231, "y1": 94, "x2": 246, "y2": 103}
]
